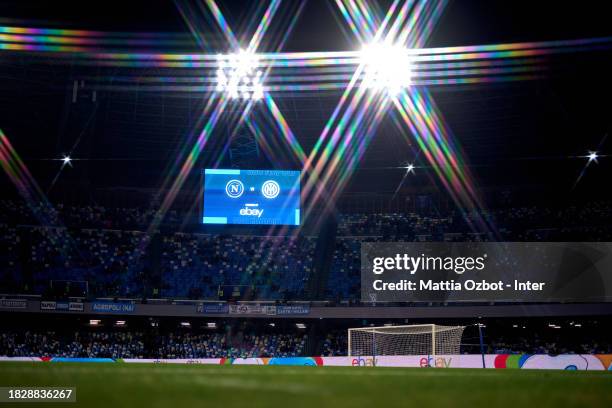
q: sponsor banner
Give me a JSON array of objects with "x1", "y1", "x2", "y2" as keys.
[
  {"x1": 91, "y1": 301, "x2": 135, "y2": 314},
  {"x1": 69, "y1": 302, "x2": 84, "y2": 312},
  {"x1": 338, "y1": 355, "x2": 474, "y2": 368},
  {"x1": 40, "y1": 301, "x2": 56, "y2": 310},
  {"x1": 492, "y1": 354, "x2": 612, "y2": 370},
  {"x1": 362, "y1": 242, "x2": 612, "y2": 302},
  {"x1": 223, "y1": 357, "x2": 322, "y2": 366},
  {"x1": 50, "y1": 358, "x2": 115, "y2": 363},
  {"x1": 276, "y1": 305, "x2": 310, "y2": 315},
  {"x1": 263, "y1": 305, "x2": 277, "y2": 315},
  {"x1": 228, "y1": 304, "x2": 277, "y2": 315},
  {"x1": 0, "y1": 299, "x2": 27, "y2": 309},
  {"x1": 1, "y1": 355, "x2": 611, "y2": 370},
  {"x1": 121, "y1": 359, "x2": 221, "y2": 365},
  {"x1": 196, "y1": 303, "x2": 229, "y2": 314},
  {"x1": 123, "y1": 354, "x2": 612, "y2": 370},
  {"x1": 39, "y1": 301, "x2": 84, "y2": 312},
  {"x1": 340, "y1": 354, "x2": 612, "y2": 370},
  {"x1": 0, "y1": 357, "x2": 42, "y2": 362}
]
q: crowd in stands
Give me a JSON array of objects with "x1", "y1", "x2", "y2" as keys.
[
  {"x1": 326, "y1": 239, "x2": 360, "y2": 300},
  {"x1": 0, "y1": 330, "x2": 307, "y2": 359},
  {"x1": 337, "y1": 202, "x2": 612, "y2": 240},
  {"x1": 161, "y1": 233, "x2": 315, "y2": 300},
  {"x1": 155, "y1": 332, "x2": 306, "y2": 359},
  {"x1": 0, "y1": 225, "x2": 149, "y2": 298},
  {"x1": 1, "y1": 324, "x2": 610, "y2": 358},
  {"x1": 2, "y1": 199, "x2": 612, "y2": 301},
  {"x1": 321, "y1": 332, "x2": 347, "y2": 356},
  {"x1": 486, "y1": 335, "x2": 612, "y2": 355},
  {"x1": 0, "y1": 331, "x2": 145, "y2": 359},
  {"x1": 319, "y1": 325, "x2": 612, "y2": 356}
]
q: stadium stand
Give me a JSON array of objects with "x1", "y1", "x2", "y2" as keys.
[
  {"x1": 2, "y1": 200, "x2": 612, "y2": 300},
  {"x1": 0, "y1": 329, "x2": 308, "y2": 359},
  {"x1": 1, "y1": 318, "x2": 610, "y2": 358},
  {"x1": 160, "y1": 233, "x2": 315, "y2": 300}
]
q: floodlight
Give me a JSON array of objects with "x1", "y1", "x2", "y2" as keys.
[
  {"x1": 587, "y1": 151, "x2": 598, "y2": 163},
  {"x1": 360, "y1": 43, "x2": 412, "y2": 95},
  {"x1": 62, "y1": 155, "x2": 72, "y2": 165},
  {"x1": 216, "y1": 49, "x2": 264, "y2": 100}
]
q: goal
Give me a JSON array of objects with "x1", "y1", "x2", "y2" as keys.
[{"x1": 347, "y1": 324, "x2": 465, "y2": 359}]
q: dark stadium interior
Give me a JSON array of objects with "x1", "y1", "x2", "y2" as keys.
[
  {"x1": 1, "y1": 1, "x2": 612, "y2": 200},
  {"x1": 1, "y1": 0, "x2": 612, "y2": 383}
]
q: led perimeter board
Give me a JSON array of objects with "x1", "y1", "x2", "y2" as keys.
[{"x1": 202, "y1": 169, "x2": 301, "y2": 226}]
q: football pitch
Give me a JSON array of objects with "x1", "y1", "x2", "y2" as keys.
[{"x1": 1, "y1": 363, "x2": 611, "y2": 408}]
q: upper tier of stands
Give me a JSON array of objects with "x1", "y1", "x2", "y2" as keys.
[{"x1": 2, "y1": 199, "x2": 612, "y2": 301}]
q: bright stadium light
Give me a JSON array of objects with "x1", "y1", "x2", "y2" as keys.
[
  {"x1": 360, "y1": 43, "x2": 412, "y2": 95},
  {"x1": 587, "y1": 151, "x2": 599, "y2": 163},
  {"x1": 61, "y1": 155, "x2": 72, "y2": 166},
  {"x1": 216, "y1": 49, "x2": 264, "y2": 100}
]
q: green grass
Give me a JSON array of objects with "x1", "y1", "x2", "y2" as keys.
[{"x1": 1, "y1": 362, "x2": 611, "y2": 408}]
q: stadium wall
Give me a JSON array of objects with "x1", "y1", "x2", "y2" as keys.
[
  {"x1": 2, "y1": 355, "x2": 611, "y2": 370},
  {"x1": 4, "y1": 298, "x2": 612, "y2": 318}
]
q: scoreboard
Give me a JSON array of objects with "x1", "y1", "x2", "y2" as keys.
[{"x1": 202, "y1": 169, "x2": 301, "y2": 226}]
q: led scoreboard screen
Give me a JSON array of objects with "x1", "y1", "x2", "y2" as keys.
[{"x1": 202, "y1": 169, "x2": 301, "y2": 226}]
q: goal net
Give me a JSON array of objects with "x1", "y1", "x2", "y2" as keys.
[{"x1": 348, "y1": 324, "x2": 465, "y2": 358}]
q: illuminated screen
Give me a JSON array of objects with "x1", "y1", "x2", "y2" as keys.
[{"x1": 202, "y1": 169, "x2": 301, "y2": 225}]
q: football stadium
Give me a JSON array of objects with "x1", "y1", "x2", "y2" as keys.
[{"x1": 1, "y1": 0, "x2": 612, "y2": 407}]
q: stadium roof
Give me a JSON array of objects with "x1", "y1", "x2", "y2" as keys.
[{"x1": 0, "y1": 0, "x2": 611, "y2": 203}]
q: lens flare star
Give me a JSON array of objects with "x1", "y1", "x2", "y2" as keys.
[
  {"x1": 360, "y1": 43, "x2": 413, "y2": 95},
  {"x1": 216, "y1": 49, "x2": 264, "y2": 100}
]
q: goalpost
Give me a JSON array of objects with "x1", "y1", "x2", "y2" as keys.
[{"x1": 347, "y1": 324, "x2": 465, "y2": 362}]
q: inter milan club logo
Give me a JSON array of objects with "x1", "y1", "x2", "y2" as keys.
[
  {"x1": 261, "y1": 180, "x2": 280, "y2": 199},
  {"x1": 225, "y1": 179, "x2": 244, "y2": 198}
]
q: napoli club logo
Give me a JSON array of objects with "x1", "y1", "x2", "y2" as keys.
[
  {"x1": 261, "y1": 180, "x2": 280, "y2": 199},
  {"x1": 225, "y1": 179, "x2": 244, "y2": 198}
]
